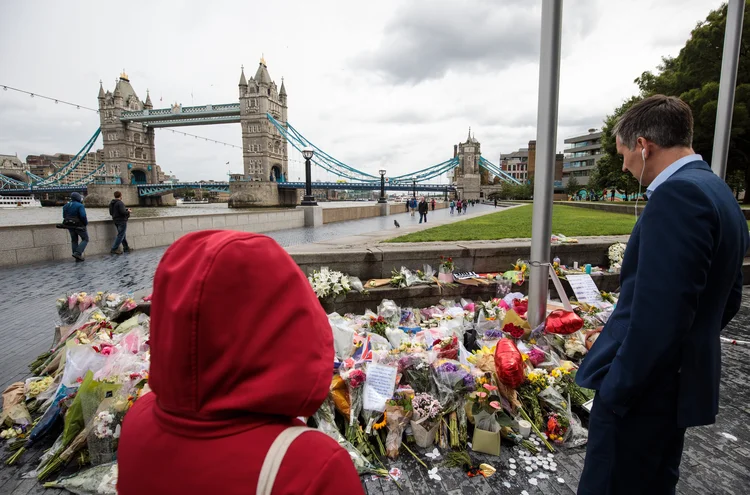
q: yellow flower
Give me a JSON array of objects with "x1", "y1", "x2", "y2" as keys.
[
  {"x1": 521, "y1": 354, "x2": 529, "y2": 362},
  {"x1": 373, "y1": 412, "x2": 387, "y2": 430},
  {"x1": 529, "y1": 339, "x2": 537, "y2": 345}
]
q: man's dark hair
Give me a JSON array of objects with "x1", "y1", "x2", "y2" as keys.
[
  {"x1": 114, "y1": 191, "x2": 122, "y2": 199},
  {"x1": 613, "y1": 95, "x2": 694, "y2": 150}
]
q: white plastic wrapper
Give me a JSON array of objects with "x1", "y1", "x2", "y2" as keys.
[{"x1": 327, "y1": 313, "x2": 355, "y2": 360}]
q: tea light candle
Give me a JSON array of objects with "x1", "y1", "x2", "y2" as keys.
[
  {"x1": 518, "y1": 419, "x2": 532, "y2": 438},
  {"x1": 573, "y1": 261, "x2": 579, "y2": 270}
]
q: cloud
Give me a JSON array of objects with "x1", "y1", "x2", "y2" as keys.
[{"x1": 355, "y1": 0, "x2": 600, "y2": 85}]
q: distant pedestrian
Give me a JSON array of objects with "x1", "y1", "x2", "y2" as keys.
[
  {"x1": 410, "y1": 197, "x2": 417, "y2": 216},
  {"x1": 611, "y1": 189, "x2": 616, "y2": 202},
  {"x1": 61, "y1": 192, "x2": 88, "y2": 262},
  {"x1": 463, "y1": 201, "x2": 468, "y2": 214},
  {"x1": 449, "y1": 200, "x2": 455, "y2": 215},
  {"x1": 431, "y1": 198, "x2": 436, "y2": 211},
  {"x1": 494, "y1": 198, "x2": 497, "y2": 208},
  {"x1": 109, "y1": 191, "x2": 132, "y2": 254},
  {"x1": 418, "y1": 197, "x2": 428, "y2": 224},
  {"x1": 456, "y1": 199, "x2": 462, "y2": 214}
]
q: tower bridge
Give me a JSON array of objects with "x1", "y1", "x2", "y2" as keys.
[{"x1": 1, "y1": 56, "x2": 520, "y2": 206}]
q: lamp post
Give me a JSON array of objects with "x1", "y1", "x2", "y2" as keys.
[
  {"x1": 412, "y1": 178, "x2": 416, "y2": 199},
  {"x1": 301, "y1": 147, "x2": 317, "y2": 206},
  {"x1": 378, "y1": 169, "x2": 387, "y2": 203}
]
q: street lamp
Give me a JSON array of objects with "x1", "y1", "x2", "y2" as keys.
[
  {"x1": 301, "y1": 146, "x2": 317, "y2": 206},
  {"x1": 378, "y1": 169, "x2": 387, "y2": 203},
  {"x1": 412, "y1": 178, "x2": 416, "y2": 199}
]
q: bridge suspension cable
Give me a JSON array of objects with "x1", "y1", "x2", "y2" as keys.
[
  {"x1": 478, "y1": 156, "x2": 522, "y2": 185},
  {"x1": 29, "y1": 128, "x2": 102, "y2": 186},
  {"x1": 1, "y1": 84, "x2": 243, "y2": 150}
]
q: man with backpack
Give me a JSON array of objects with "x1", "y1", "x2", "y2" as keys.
[
  {"x1": 61, "y1": 192, "x2": 88, "y2": 262},
  {"x1": 109, "y1": 191, "x2": 132, "y2": 254}
]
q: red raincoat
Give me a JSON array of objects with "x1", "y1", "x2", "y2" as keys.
[{"x1": 118, "y1": 231, "x2": 363, "y2": 495}]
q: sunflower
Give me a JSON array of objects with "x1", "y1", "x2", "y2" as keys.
[{"x1": 373, "y1": 412, "x2": 387, "y2": 430}]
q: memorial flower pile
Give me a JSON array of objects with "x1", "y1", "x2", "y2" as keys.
[{"x1": 1, "y1": 283, "x2": 617, "y2": 491}]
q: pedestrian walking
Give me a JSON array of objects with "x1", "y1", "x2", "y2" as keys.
[
  {"x1": 61, "y1": 192, "x2": 88, "y2": 262},
  {"x1": 449, "y1": 200, "x2": 455, "y2": 215},
  {"x1": 494, "y1": 198, "x2": 497, "y2": 208},
  {"x1": 456, "y1": 199, "x2": 462, "y2": 214},
  {"x1": 118, "y1": 231, "x2": 364, "y2": 495},
  {"x1": 410, "y1": 197, "x2": 417, "y2": 216},
  {"x1": 431, "y1": 198, "x2": 436, "y2": 211},
  {"x1": 109, "y1": 191, "x2": 132, "y2": 254},
  {"x1": 418, "y1": 196, "x2": 428, "y2": 224},
  {"x1": 576, "y1": 95, "x2": 749, "y2": 494},
  {"x1": 463, "y1": 201, "x2": 468, "y2": 214}
]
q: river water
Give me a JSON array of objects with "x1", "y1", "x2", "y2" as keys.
[{"x1": 0, "y1": 201, "x2": 389, "y2": 227}]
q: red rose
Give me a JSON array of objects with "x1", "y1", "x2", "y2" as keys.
[{"x1": 504, "y1": 323, "x2": 526, "y2": 339}]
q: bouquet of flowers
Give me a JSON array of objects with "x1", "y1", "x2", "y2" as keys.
[
  {"x1": 431, "y1": 359, "x2": 476, "y2": 448},
  {"x1": 545, "y1": 412, "x2": 570, "y2": 444},
  {"x1": 439, "y1": 256, "x2": 455, "y2": 273},
  {"x1": 398, "y1": 353, "x2": 431, "y2": 394},
  {"x1": 433, "y1": 335, "x2": 459, "y2": 361},
  {"x1": 340, "y1": 365, "x2": 367, "y2": 441},
  {"x1": 385, "y1": 392, "x2": 413, "y2": 458},
  {"x1": 308, "y1": 267, "x2": 353, "y2": 300},
  {"x1": 468, "y1": 384, "x2": 505, "y2": 433},
  {"x1": 608, "y1": 242, "x2": 626, "y2": 272},
  {"x1": 410, "y1": 393, "x2": 441, "y2": 447}
]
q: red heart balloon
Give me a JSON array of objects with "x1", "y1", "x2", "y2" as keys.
[{"x1": 544, "y1": 310, "x2": 584, "y2": 335}]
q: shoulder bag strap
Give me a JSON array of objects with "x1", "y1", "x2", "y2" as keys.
[{"x1": 256, "y1": 426, "x2": 315, "y2": 495}]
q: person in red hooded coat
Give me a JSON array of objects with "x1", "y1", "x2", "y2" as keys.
[{"x1": 118, "y1": 230, "x2": 364, "y2": 495}]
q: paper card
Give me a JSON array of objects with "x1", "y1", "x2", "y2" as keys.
[
  {"x1": 566, "y1": 274, "x2": 603, "y2": 304},
  {"x1": 362, "y1": 363, "x2": 398, "y2": 412},
  {"x1": 582, "y1": 399, "x2": 594, "y2": 413}
]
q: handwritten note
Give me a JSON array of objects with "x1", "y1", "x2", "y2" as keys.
[
  {"x1": 566, "y1": 274, "x2": 603, "y2": 304},
  {"x1": 362, "y1": 363, "x2": 398, "y2": 412}
]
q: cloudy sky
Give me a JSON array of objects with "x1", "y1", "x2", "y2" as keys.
[{"x1": 0, "y1": 0, "x2": 724, "y2": 182}]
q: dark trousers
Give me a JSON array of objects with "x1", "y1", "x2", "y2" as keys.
[
  {"x1": 419, "y1": 212, "x2": 427, "y2": 223},
  {"x1": 112, "y1": 223, "x2": 129, "y2": 251},
  {"x1": 69, "y1": 229, "x2": 89, "y2": 255},
  {"x1": 579, "y1": 388, "x2": 685, "y2": 495}
]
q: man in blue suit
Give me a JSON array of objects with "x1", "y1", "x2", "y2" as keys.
[{"x1": 576, "y1": 95, "x2": 748, "y2": 494}]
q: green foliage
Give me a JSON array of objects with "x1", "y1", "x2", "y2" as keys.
[
  {"x1": 600, "y1": 2, "x2": 750, "y2": 201},
  {"x1": 565, "y1": 176, "x2": 580, "y2": 197},
  {"x1": 487, "y1": 180, "x2": 533, "y2": 200},
  {"x1": 726, "y1": 169, "x2": 746, "y2": 199}
]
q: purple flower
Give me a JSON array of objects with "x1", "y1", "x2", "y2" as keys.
[
  {"x1": 484, "y1": 329, "x2": 504, "y2": 339},
  {"x1": 437, "y1": 362, "x2": 458, "y2": 373},
  {"x1": 462, "y1": 373, "x2": 476, "y2": 391}
]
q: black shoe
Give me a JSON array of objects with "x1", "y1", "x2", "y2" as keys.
[
  {"x1": 123, "y1": 248, "x2": 132, "y2": 253},
  {"x1": 72, "y1": 253, "x2": 84, "y2": 261},
  {"x1": 110, "y1": 249, "x2": 122, "y2": 255}
]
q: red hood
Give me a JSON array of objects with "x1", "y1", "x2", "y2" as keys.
[{"x1": 149, "y1": 230, "x2": 332, "y2": 429}]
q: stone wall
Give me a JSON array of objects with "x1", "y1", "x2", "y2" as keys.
[
  {"x1": 228, "y1": 181, "x2": 282, "y2": 207},
  {"x1": 558, "y1": 201, "x2": 645, "y2": 216},
  {"x1": 321, "y1": 201, "x2": 447, "y2": 224},
  {"x1": 292, "y1": 238, "x2": 616, "y2": 282},
  {"x1": 85, "y1": 184, "x2": 140, "y2": 207},
  {"x1": 0, "y1": 210, "x2": 304, "y2": 267}
]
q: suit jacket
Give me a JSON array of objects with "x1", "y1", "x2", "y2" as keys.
[{"x1": 576, "y1": 160, "x2": 749, "y2": 427}]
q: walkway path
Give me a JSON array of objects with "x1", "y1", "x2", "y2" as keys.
[{"x1": 2, "y1": 203, "x2": 748, "y2": 494}]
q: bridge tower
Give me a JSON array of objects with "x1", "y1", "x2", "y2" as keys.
[
  {"x1": 238, "y1": 57, "x2": 288, "y2": 182},
  {"x1": 98, "y1": 72, "x2": 160, "y2": 185},
  {"x1": 453, "y1": 128, "x2": 481, "y2": 200}
]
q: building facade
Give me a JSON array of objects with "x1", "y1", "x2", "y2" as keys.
[
  {"x1": 238, "y1": 58, "x2": 289, "y2": 182},
  {"x1": 562, "y1": 129, "x2": 603, "y2": 186},
  {"x1": 0, "y1": 154, "x2": 28, "y2": 182},
  {"x1": 98, "y1": 72, "x2": 163, "y2": 184},
  {"x1": 500, "y1": 148, "x2": 529, "y2": 182},
  {"x1": 453, "y1": 129, "x2": 481, "y2": 199},
  {"x1": 25, "y1": 150, "x2": 119, "y2": 184}
]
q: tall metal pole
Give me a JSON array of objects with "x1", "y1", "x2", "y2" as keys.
[
  {"x1": 413, "y1": 179, "x2": 416, "y2": 199},
  {"x1": 528, "y1": 0, "x2": 564, "y2": 328},
  {"x1": 711, "y1": 0, "x2": 745, "y2": 179},
  {"x1": 301, "y1": 156, "x2": 317, "y2": 206}
]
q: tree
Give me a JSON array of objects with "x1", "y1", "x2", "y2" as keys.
[
  {"x1": 592, "y1": 96, "x2": 642, "y2": 198},
  {"x1": 632, "y1": 2, "x2": 750, "y2": 202},
  {"x1": 726, "y1": 169, "x2": 746, "y2": 199},
  {"x1": 566, "y1": 176, "x2": 580, "y2": 197}
]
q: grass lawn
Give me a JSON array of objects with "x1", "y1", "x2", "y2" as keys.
[{"x1": 388, "y1": 204, "x2": 638, "y2": 242}]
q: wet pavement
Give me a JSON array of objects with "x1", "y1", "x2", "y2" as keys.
[{"x1": 0, "y1": 202, "x2": 748, "y2": 494}]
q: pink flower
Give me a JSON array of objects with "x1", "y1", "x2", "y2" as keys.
[
  {"x1": 489, "y1": 401, "x2": 501, "y2": 410},
  {"x1": 100, "y1": 344, "x2": 116, "y2": 356},
  {"x1": 483, "y1": 384, "x2": 498, "y2": 392},
  {"x1": 476, "y1": 392, "x2": 487, "y2": 398}
]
